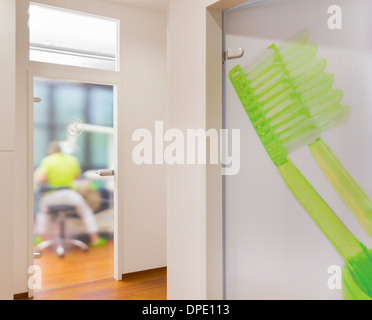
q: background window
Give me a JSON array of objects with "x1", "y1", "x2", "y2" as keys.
[{"x1": 34, "y1": 78, "x2": 114, "y2": 172}]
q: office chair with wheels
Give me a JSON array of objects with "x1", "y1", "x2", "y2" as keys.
[{"x1": 35, "y1": 185, "x2": 89, "y2": 258}]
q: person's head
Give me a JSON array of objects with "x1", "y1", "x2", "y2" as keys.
[{"x1": 47, "y1": 141, "x2": 62, "y2": 155}]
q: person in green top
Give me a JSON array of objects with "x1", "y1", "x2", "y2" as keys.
[{"x1": 34, "y1": 141, "x2": 105, "y2": 247}]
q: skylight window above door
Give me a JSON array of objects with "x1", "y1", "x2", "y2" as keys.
[{"x1": 29, "y1": 3, "x2": 119, "y2": 71}]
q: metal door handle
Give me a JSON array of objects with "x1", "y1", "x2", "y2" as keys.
[
  {"x1": 34, "y1": 252, "x2": 42, "y2": 259},
  {"x1": 224, "y1": 48, "x2": 244, "y2": 60},
  {"x1": 96, "y1": 169, "x2": 115, "y2": 177}
]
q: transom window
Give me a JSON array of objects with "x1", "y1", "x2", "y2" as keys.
[{"x1": 29, "y1": 3, "x2": 119, "y2": 71}]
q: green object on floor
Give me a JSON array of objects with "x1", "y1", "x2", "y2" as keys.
[
  {"x1": 90, "y1": 237, "x2": 107, "y2": 248},
  {"x1": 229, "y1": 32, "x2": 372, "y2": 299}
]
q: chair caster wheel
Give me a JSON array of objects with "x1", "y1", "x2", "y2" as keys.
[{"x1": 56, "y1": 247, "x2": 65, "y2": 258}]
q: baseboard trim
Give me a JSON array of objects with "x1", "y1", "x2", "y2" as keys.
[
  {"x1": 14, "y1": 292, "x2": 29, "y2": 300},
  {"x1": 122, "y1": 267, "x2": 167, "y2": 280}
]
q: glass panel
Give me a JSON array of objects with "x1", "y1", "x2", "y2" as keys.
[
  {"x1": 33, "y1": 79, "x2": 115, "y2": 172},
  {"x1": 89, "y1": 132, "x2": 110, "y2": 169},
  {"x1": 56, "y1": 126, "x2": 87, "y2": 167},
  {"x1": 54, "y1": 83, "x2": 87, "y2": 125},
  {"x1": 33, "y1": 78, "x2": 114, "y2": 290},
  {"x1": 29, "y1": 3, "x2": 119, "y2": 71},
  {"x1": 34, "y1": 126, "x2": 50, "y2": 167},
  {"x1": 224, "y1": 0, "x2": 372, "y2": 300},
  {"x1": 34, "y1": 80, "x2": 51, "y2": 124},
  {"x1": 89, "y1": 86, "x2": 114, "y2": 127}
]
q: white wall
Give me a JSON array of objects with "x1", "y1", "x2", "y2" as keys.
[
  {"x1": 0, "y1": 0, "x2": 16, "y2": 151},
  {"x1": 167, "y1": 0, "x2": 208, "y2": 300},
  {"x1": 0, "y1": 0, "x2": 16, "y2": 300},
  {"x1": 120, "y1": 7, "x2": 167, "y2": 274},
  {"x1": 14, "y1": 0, "x2": 167, "y2": 295},
  {"x1": 167, "y1": 0, "x2": 236, "y2": 300}
]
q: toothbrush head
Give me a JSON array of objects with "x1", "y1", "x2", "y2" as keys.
[
  {"x1": 229, "y1": 64, "x2": 317, "y2": 166},
  {"x1": 271, "y1": 35, "x2": 351, "y2": 137},
  {"x1": 229, "y1": 35, "x2": 351, "y2": 167}
]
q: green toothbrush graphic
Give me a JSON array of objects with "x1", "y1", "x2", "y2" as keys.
[
  {"x1": 229, "y1": 33, "x2": 372, "y2": 299},
  {"x1": 268, "y1": 33, "x2": 372, "y2": 239},
  {"x1": 235, "y1": 33, "x2": 372, "y2": 239}
]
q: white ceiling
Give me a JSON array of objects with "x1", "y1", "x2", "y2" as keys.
[{"x1": 107, "y1": 0, "x2": 167, "y2": 13}]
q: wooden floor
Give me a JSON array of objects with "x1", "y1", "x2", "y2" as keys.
[
  {"x1": 32, "y1": 239, "x2": 167, "y2": 300},
  {"x1": 32, "y1": 270, "x2": 167, "y2": 300},
  {"x1": 34, "y1": 239, "x2": 114, "y2": 290}
]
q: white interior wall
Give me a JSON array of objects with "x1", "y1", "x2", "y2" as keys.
[
  {"x1": 167, "y1": 0, "x2": 209, "y2": 300},
  {"x1": 120, "y1": 7, "x2": 167, "y2": 274},
  {"x1": 0, "y1": 0, "x2": 16, "y2": 300},
  {"x1": 0, "y1": 0, "x2": 16, "y2": 152},
  {"x1": 14, "y1": 0, "x2": 167, "y2": 295},
  {"x1": 108, "y1": 0, "x2": 167, "y2": 13},
  {"x1": 167, "y1": 0, "x2": 239, "y2": 300},
  {"x1": 0, "y1": 153, "x2": 15, "y2": 300}
]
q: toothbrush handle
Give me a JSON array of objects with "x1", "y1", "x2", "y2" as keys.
[
  {"x1": 309, "y1": 139, "x2": 372, "y2": 238},
  {"x1": 278, "y1": 159, "x2": 366, "y2": 262}
]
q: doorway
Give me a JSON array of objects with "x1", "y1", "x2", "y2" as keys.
[{"x1": 32, "y1": 77, "x2": 115, "y2": 291}]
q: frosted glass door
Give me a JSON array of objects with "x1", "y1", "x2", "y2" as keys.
[{"x1": 224, "y1": 0, "x2": 372, "y2": 300}]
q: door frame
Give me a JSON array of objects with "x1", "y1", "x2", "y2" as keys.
[
  {"x1": 27, "y1": 65, "x2": 124, "y2": 297},
  {"x1": 204, "y1": 0, "x2": 248, "y2": 299},
  {"x1": 220, "y1": 0, "x2": 272, "y2": 300}
]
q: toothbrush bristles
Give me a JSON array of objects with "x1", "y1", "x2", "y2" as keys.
[{"x1": 229, "y1": 35, "x2": 350, "y2": 166}]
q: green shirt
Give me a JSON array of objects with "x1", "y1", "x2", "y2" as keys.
[{"x1": 38, "y1": 153, "x2": 82, "y2": 189}]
